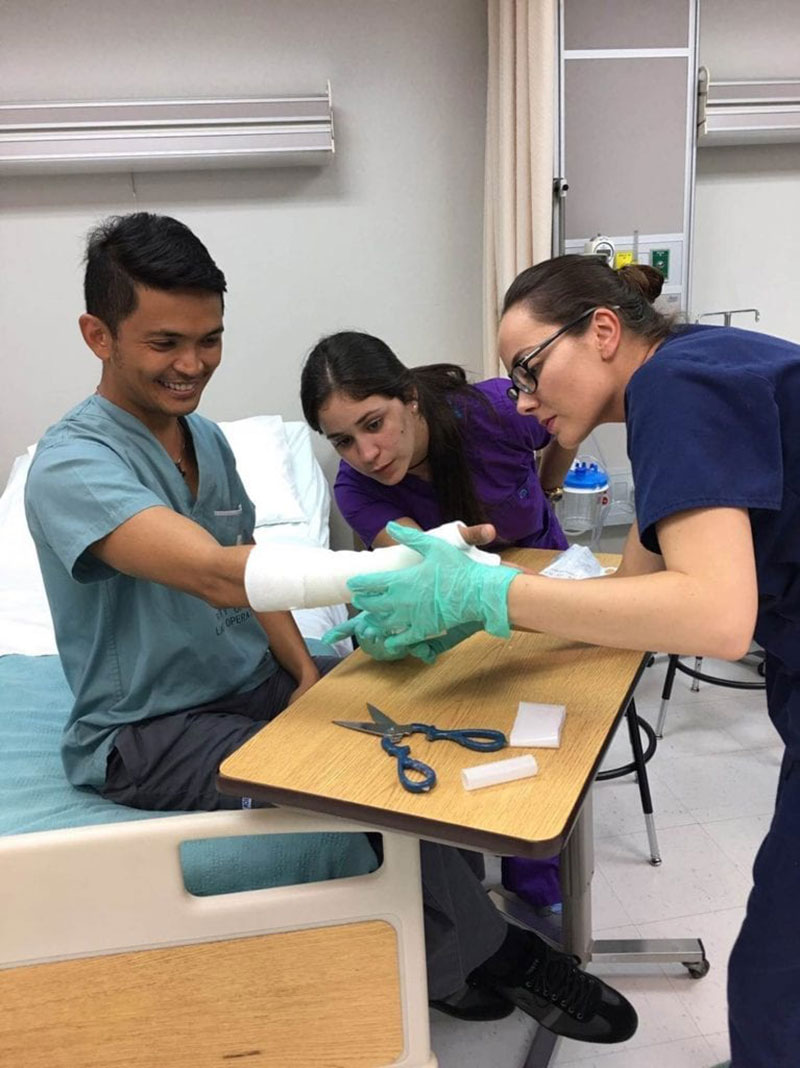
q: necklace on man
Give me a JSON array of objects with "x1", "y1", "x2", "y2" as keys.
[{"x1": 173, "y1": 421, "x2": 188, "y2": 479}]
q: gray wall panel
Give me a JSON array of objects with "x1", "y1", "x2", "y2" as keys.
[
  {"x1": 565, "y1": 0, "x2": 691, "y2": 50},
  {"x1": 564, "y1": 57, "x2": 688, "y2": 238}
]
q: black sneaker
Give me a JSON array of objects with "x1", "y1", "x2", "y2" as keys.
[
  {"x1": 430, "y1": 979, "x2": 515, "y2": 1021},
  {"x1": 475, "y1": 938, "x2": 638, "y2": 1043}
]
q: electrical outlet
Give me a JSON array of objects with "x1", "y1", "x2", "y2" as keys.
[{"x1": 650, "y1": 248, "x2": 671, "y2": 278}]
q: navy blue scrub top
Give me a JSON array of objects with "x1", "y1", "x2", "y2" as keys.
[{"x1": 625, "y1": 324, "x2": 800, "y2": 751}]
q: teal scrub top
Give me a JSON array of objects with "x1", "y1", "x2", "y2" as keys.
[{"x1": 25, "y1": 395, "x2": 276, "y2": 788}]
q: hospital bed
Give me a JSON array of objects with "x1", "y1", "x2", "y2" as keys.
[{"x1": 0, "y1": 418, "x2": 436, "y2": 1067}]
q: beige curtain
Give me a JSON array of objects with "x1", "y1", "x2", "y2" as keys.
[{"x1": 483, "y1": 0, "x2": 557, "y2": 377}]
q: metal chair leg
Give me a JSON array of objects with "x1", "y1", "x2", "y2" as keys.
[
  {"x1": 625, "y1": 699, "x2": 661, "y2": 865},
  {"x1": 662, "y1": 651, "x2": 766, "y2": 741},
  {"x1": 596, "y1": 699, "x2": 661, "y2": 864},
  {"x1": 656, "y1": 653, "x2": 679, "y2": 738},
  {"x1": 691, "y1": 655, "x2": 703, "y2": 692}
]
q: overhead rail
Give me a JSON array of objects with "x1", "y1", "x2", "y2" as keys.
[
  {"x1": 697, "y1": 67, "x2": 800, "y2": 146},
  {"x1": 0, "y1": 85, "x2": 334, "y2": 173}
]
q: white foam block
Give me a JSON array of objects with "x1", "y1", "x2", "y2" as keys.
[
  {"x1": 461, "y1": 755, "x2": 538, "y2": 791},
  {"x1": 510, "y1": 702, "x2": 566, "y2": 748}
]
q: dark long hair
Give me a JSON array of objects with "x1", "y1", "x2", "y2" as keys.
[
  {"x1": 503, "y1": 255, "x2": 673, "y2": 342},
  {"x1": 301, "y1": 331, "x2": 489, "y2": 526}
]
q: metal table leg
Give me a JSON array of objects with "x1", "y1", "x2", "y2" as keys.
[
  {"x1": 560, "y1": 789, "x2": 596, "y2": 962},
  {"x1": 498, "y1": 788, "x2": 709, "y2": 1068},
  {"x1": 563, "y1": 790, "x2": 708, "y2": 973},
  {"x1": 521, "y1": 1025, "x2": 560, "y2": 1068}
]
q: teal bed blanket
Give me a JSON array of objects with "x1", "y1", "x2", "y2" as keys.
[{"x1": 0, "y1": 653, "x2": 377, "y2": 894}]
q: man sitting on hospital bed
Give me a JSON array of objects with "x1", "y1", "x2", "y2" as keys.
[{"x1": 23, "y1": 211, "x2": 635, "y2": 1041}]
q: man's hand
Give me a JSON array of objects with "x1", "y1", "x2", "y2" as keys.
[
  {"x1": 257, "y1": 611, "x2": 321, "y2": 701},
  {"x1": 288, "y1": 665, "x2": 321, "y2": 704}
]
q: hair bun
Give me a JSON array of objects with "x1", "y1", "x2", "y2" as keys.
[{"x1": 617, "y1": 263, "x2": 664, "y2": 303}]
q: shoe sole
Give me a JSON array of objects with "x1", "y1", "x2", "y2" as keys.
[{"x1": 429, "y1": 997, "x2": 515, "y2": 1022}]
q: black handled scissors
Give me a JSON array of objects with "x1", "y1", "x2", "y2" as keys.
[{"x1": 333, "y1": 702, "x2": 506, "y2": 793}]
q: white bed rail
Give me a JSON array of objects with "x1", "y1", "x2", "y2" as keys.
[{"x1": 0, "y1": 807, "x2": 435, "y2": 1068}]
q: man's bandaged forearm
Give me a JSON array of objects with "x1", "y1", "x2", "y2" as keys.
[{"x1": 244, "y1": 520, "x2": 499, "y2": 611}]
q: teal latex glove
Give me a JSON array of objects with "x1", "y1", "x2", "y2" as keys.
[
  {"x1": 322, "y1": 612, "x2": 407, "y2": 661},
  {"x1": 322, "y1": 614, "x2": 482, "y2": 664},
  {"x1": 346, "y1": 521, "x2": 519, "y2": 653},
  {"x1": 407, "y1": 620, "x2": 484, "y2": 663}
]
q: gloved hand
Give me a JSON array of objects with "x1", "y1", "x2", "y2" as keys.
[
  {"x1": 346, "y1": 521, "x2": 519, "y2": 654},
  {"x1": 322, "y1": 615, "x2": 483, "y2": 664},
  {"x1": 322, "y1": 612, "x2": 408, "y2": 661},
  {"x1": 406, "y1": 620, "x2": 484, "y2": 663}
]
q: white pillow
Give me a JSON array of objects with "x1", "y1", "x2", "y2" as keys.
[
  {"x1": 217, "y1": 416, "x2": 306, "y2": 527},
  {"x1": 283, "y1": 421, "x2": 331, "y2": 548},
  {"x1": 0, "y1": 449, "x2": 59, "y2": 656}
]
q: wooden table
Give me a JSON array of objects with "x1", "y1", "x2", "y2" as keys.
[
  {"x1": 219, "y1": 548, "x2": 706, "y2": 1066},
  {"x1": 221, "y1": 551, "x2": 643, "y2": 857}
]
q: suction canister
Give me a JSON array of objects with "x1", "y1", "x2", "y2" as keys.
[{"x1": 558, "y1": 459, "x2": 610, "y2": 538}]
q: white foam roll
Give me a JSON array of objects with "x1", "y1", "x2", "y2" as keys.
[
  {"x1": 461, "y1": 755, "x2": 539, "y2": 791},
  {"x1": 243, "y1": 520, "x2": 500, "y2": 612}
]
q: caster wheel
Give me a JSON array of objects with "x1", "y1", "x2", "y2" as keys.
[{"x1": 684, "y1": 958, "x2": 710, "y2": 979}]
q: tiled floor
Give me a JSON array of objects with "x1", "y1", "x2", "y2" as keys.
[{"x1": 430, "y1": 652, "x2": 779, "y2": 1067}]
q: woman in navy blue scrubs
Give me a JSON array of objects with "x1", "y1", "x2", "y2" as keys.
[{"x1": 343, "y1": 254, "x2": 800, "y2": 1068}]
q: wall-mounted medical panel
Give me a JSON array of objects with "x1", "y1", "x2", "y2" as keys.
[
  {"x1": 697, "y1": 71, "x2": 800, "y2": 146},
  {"x1": 564, "y1": 234, "x2": 684, "y2": 290},
  {"x1": 0, "y1": 89, "x2": 334, "y2": 174},
  {"x1": 556, "y1": 0, "x2": 698, "y2": 518},
  {"x1": 557, "y1": 0, "x2": 697, "y2": 311}
]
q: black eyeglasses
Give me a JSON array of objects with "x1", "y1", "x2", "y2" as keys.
[{"x1": 506, "y1": 306, "x2": 614, "y2": 400}]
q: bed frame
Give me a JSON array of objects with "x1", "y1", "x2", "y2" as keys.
[{"x1": 0, "y1": 807, "x2": 436, "y2": 1068}]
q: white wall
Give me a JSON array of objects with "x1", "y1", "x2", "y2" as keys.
[
  {"x1": 691, "y1": 0, "x2": 800, "y2": 340},
  {"x1": 0, "y1": 0, "x2": 488, "y2": 545}
]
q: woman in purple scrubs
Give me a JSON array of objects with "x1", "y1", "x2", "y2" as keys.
[
  {"x1": 300, "y1": 330, "x2": 575, "y2": 912},
  {"x1": 300, "y1": 331, "x2": 574, "y2": 554}
]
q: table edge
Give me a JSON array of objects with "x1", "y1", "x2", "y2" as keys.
[{"x1": 216, "y1": 772, "x2": 565, "y2": 858}]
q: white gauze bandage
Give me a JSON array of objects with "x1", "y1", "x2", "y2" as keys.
[{"x1": 244, "y1": 520, "x2": 500, "y2": 612}]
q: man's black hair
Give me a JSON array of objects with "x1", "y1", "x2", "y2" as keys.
[{"x1": 84, "y1": 212, "x2": 227, "y2": 334}]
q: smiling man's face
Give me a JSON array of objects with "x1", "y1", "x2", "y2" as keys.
[{"x1": 89, "y1": 284, "x2": 223, "y2": 431}]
